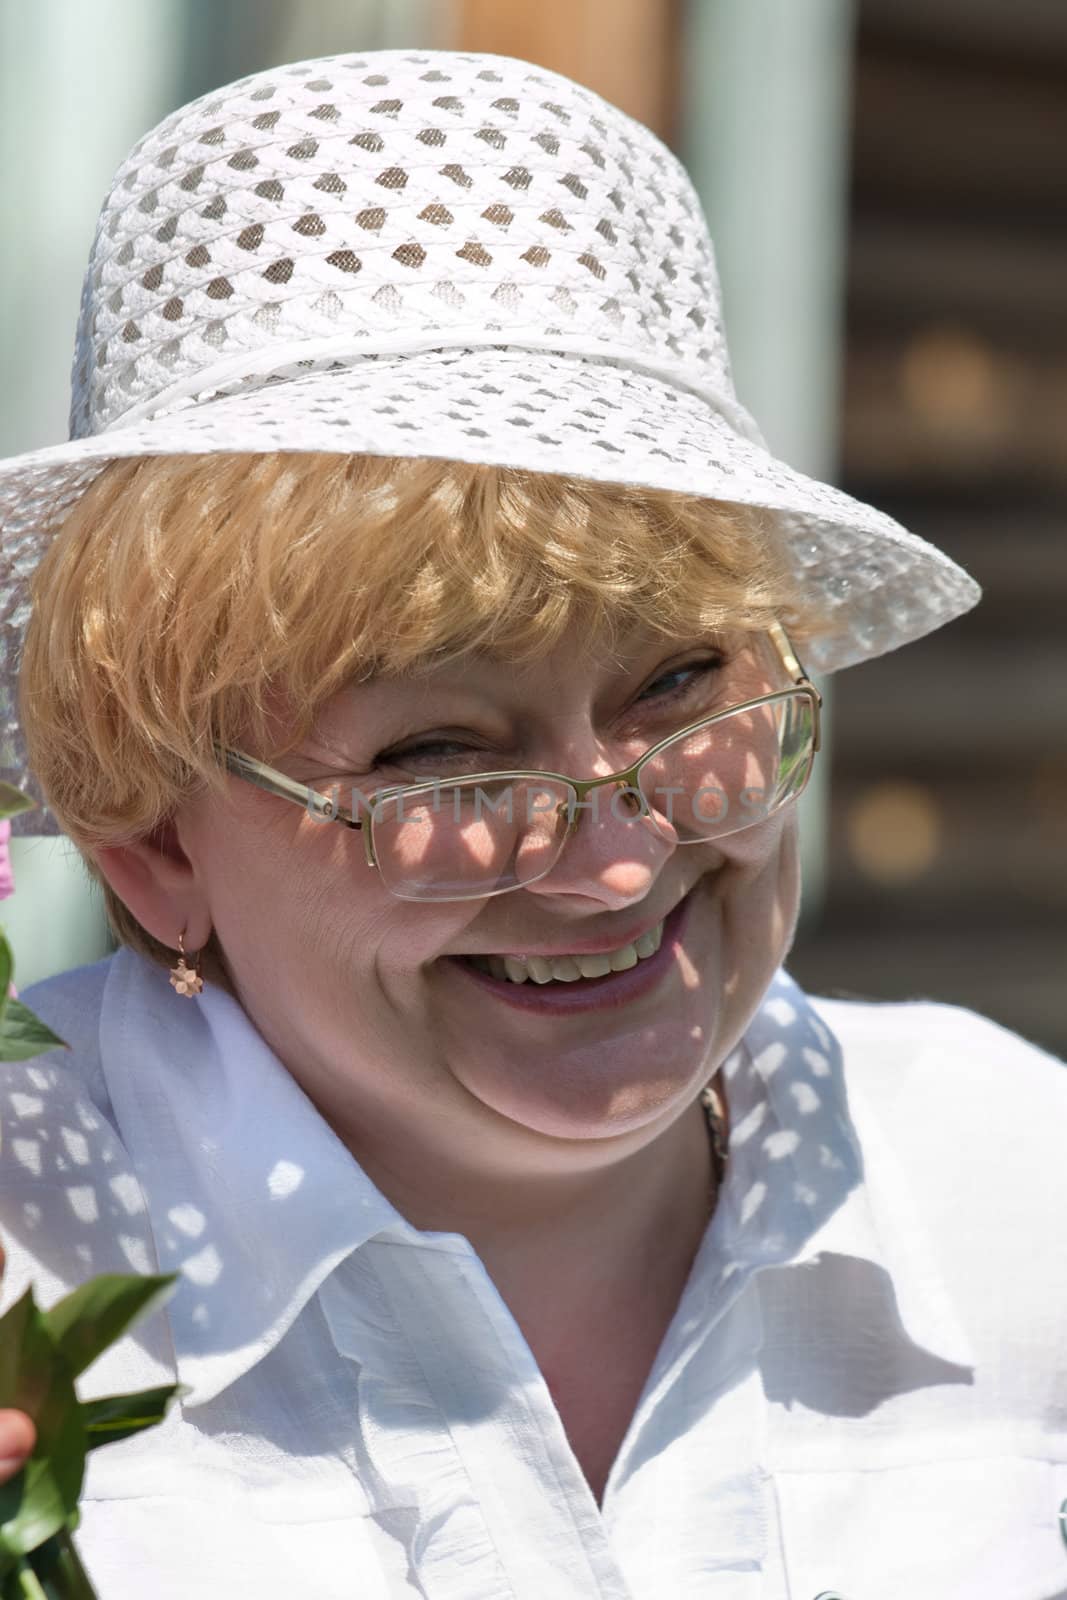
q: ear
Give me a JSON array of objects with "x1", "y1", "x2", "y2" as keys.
[{"x1": 94, "y1": 817, "x2": 213, "y2": 953}]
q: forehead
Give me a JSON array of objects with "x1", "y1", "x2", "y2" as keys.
[
  {"x1": 296, "y1": 626, "x2": 782, "y2": 764},
  {"x1": 325, "y1": 622, "x2": 768, "y2": 718},
  {"x1": 388, "y1": 618, "x2": 736, "y2": 693}
]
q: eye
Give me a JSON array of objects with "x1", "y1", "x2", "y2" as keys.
[
  {"x1": 386, "y1": 738, "x2": 473, "y2": 765},
  {"x1": 637, "y1": 652, "x2": 726, "y2": 705},
  {"x1": 376, "y1": 734, "x2": 503, "y2": 778}
]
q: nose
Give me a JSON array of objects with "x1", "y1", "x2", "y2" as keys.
[{"x1": 523, "y1": 743, "x2": 676, "y2": 912}]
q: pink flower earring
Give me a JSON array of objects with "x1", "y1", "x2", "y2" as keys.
[{"x1": 168, "y1": 930, "x2": 203, "y2": 998}]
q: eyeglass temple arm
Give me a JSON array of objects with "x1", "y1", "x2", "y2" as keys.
[
  {"x1": 217, "y1": 746, "x2": 364, "y2": 828},
  {"x1": 767, "y1": 620, "x2": 823, "y2": 754}
]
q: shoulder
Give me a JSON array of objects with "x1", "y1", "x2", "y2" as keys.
[
  {"x1": 1, "y1": 956, "x2": 163, "y2": 1338},
  {"x1": 21, "y1": 953, "x2": 114, "y2": 1057},
  {"x1": 802, "y1": 987, "x2": 1067, "y2": 1332},
  {"x1": 8, "y1": 954, "x2": 117, "y2": 1142},
  {"x1": 807, "y1": 987, "x2": 1066, "y2": 1122}
]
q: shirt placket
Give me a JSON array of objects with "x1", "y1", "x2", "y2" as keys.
[
  {"x1": 604, "y1": 1260, "x2": 790, "y2": 1599},
  {"x1": 323, "y1": 1234, "x2": 635, "y2": 1600}
]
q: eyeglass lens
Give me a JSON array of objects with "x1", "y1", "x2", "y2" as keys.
[{"x1": 367, "y1": 691, "x2": 815, "y2": 901}]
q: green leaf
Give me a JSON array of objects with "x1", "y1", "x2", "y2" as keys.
[
  {"x1": 0, "y1": 1293, "x2": 51, "y2": 1423},
  {"x1": 41, "y1": 1275, "x2": 178, "y2": 1382},
  {"x1": 81, "y1": 1383, "x2": 185, "y2": 1452},
  {"x1": 20, "y1": 1529, "x2": 97, "y2": 1600},
  {"x1": 0, "y1": 1292, "x2": 86, "y2": 1563},
  {"x1": 0, "y1": 786, "x2": 34, "y2": 824},
  {"x1": 0, "y1": 938, "x2": 11, "y2": 1022},
  {"x1": 0, "y1": 1004, "x2": 67, "y2": 1064}
]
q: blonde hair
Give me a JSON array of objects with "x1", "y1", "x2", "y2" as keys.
[{"x1": 21, "y1": 451, "x2": 822, "y2": 961}]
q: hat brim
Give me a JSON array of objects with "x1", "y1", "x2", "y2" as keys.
[{"x1": 0, "y1": 346, "x2": 979, "y2": 828}]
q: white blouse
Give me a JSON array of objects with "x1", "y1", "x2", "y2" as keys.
[{"x1": 2, "y1": 948, "x2": 1066, "y2": 1600}]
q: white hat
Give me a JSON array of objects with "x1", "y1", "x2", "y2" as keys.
[{"x1": 0, "y1": 48, "x2": 979, "y2": 822}]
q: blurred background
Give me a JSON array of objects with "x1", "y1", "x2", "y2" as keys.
[{"x1": 2, "y1": 0, "x2": 1064, "y2": 1054}]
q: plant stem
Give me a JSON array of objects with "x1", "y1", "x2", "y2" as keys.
[
  {"x1": 26, "y1": 1531, "x2": 97, "y2": 1600},
  {"x1": 12, "y1": 1560, "x2": 47, "y2": 1600}
]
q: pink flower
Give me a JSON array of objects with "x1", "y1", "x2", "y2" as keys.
[
  {"x1": 0, "y1": 817, "x2": 15, "y2": 997},
  {"x1": 0, "y1": 818, "x2": 12, "y2": 903}
]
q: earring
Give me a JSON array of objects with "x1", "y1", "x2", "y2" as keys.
[{"x1": 169, "y1": 930, "x2": 204, "y2": 998}]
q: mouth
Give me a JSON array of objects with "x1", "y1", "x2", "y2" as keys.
[
  {"x1": 467, "y1": 915, "x2": 664, "y2": 983},
  {"x1": 442, "y1": 888, "x2": 695, "y2": 1013}
]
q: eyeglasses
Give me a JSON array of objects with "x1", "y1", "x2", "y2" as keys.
[{"x1": 219, "y1": 621, "x2": 821, "y2": 902}]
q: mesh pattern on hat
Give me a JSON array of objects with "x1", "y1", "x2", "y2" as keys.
[
  {"x1": 0, "y1": 48, "x2": 981, "y2": 832},
  {"x1": 70, "y1": 51, "x2": 738, "y2": 437}
]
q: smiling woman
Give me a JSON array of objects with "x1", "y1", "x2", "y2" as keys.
[
  {"x1": 1, "y1": 46, "x2": 1065, "y2": 1600},
  {"x1": 23, "y1": 455, "x2": 814, "y2": 1149},
  {"x1": 21, "y1": 450, "x2": 817, "y2": 965}
]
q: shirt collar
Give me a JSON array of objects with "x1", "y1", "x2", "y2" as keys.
[
  {"x1": 708, "y1": 970, "x2": 975, "y2": 1368},
  {"x1": 101, "y1": 948, "x2": 407, "y2": 1406},
  {"x1": 99, "y1": 950, "x2": 972, "y2": 1409}
]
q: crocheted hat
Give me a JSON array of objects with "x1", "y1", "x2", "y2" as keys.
[{"x1": 0, "y1": 48, "x2": 979, "y2": 828}]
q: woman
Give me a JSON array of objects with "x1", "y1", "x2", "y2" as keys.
[{"x1": 2, "y1": 48, "x2": 1065, "y2": 1600}]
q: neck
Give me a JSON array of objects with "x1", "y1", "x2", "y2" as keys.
[
  {"x1": 299, "y1": 1058, "x2": 727, "y2": 1504},
  {"x1": 479, "y1": 1100, "x2": 716, "y2": 1336},
  {"x1": 346, "y1": 1089, "x2": 722, "y2": 1334},
  {"x1": 382, "y1": 1094, "x2": 722, "y2": 1507}
]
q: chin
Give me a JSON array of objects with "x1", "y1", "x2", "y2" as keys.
[{"x1": 447, "y1": 993, "x2": 723, "y2": 1143}]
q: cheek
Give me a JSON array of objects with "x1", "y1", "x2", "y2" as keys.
[
  {"x1": 720, "y1": 806, "x2": 798, "y2": 874},
  {"x1": 222, "y1": 816, "x2": 334, "y2": 934},
  {"x1": 719, "y1": 812, "x2": 802, "y2": 944},
  {"x1": 711, "y1": 816, "x2": 800, "y2": 1047},
  {"x1": 190, "y1": 799, "x2": 474, "y2": 988},
  {"x1": 771, "y1": 819, "x2": 803, "y2": 944}
]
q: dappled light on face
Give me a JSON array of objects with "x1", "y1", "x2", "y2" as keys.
[
  {"x1": 357, "y1": 690, "x2": 815, "y2": 900},
  {"x1": 247, "y1": 623, "x2": 816, "y2": 908},
  {"x1": 372, "y1": 777, "x2": 573, "y2": 900},
  {"x1": 352, "y1": 640, "x2": 816, "y2": 901},
  {"x1": 638, "y1": 692, "x2": 814, "y2": 842}
]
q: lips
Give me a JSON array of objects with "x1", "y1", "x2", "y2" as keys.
[
  {"x1": 443, "y1": 889, "x2": 693, "y2": 1014},
  {"x1": 468, "y1": 919, "x2": 664, "y2": 984}
]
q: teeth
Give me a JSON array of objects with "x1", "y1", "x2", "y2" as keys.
[
  {"x1": 473, "y1": 918, "x2": 666, "y2": 984},
  {"x1": 550, "y1": 957, "x2": 583, "y2": 982}
]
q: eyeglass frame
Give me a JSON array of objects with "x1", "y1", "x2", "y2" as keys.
[{"x1": 217, "y1": 620, "x2": 822, "y2": 897}]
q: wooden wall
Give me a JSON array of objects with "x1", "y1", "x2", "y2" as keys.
[
  {"x1": 787, "y1": 0, "x2": 1067, "y2": 1056},
  {"x1": 455, "y1": 0, "x2": 679, "y2": 142}
]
